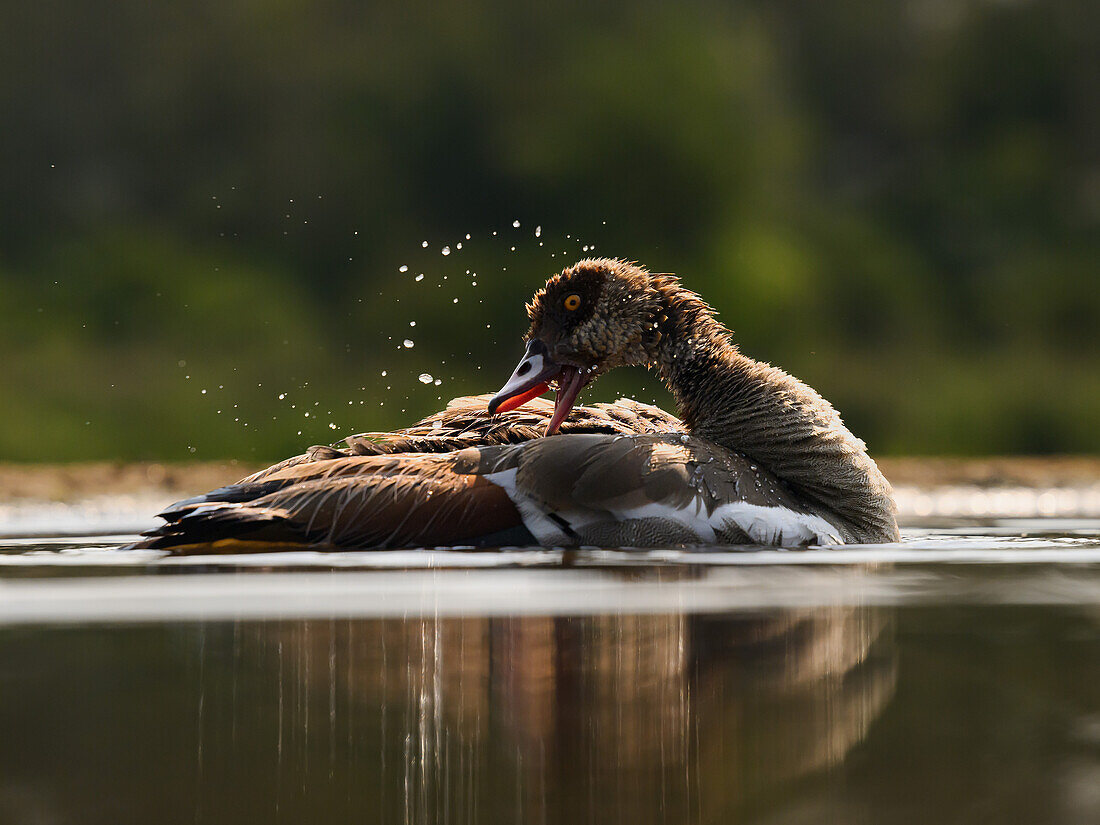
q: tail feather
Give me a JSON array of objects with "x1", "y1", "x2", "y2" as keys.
[{"x1": 135, "y1": 503, "x2": 309, "y2": 552}]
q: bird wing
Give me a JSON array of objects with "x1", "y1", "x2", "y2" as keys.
[
  {"x1": 138, "y1": 450, "x2": 529, "y2": 553},
  {"x1": 239, "y1": 393, "x2": 684, "y2": 483},
  {"x1": 137, "y1": 430, "x2": 842, "y2": 553},
  {"x1": 473, "y1": 434, "x2": 845, "y2": 547}
]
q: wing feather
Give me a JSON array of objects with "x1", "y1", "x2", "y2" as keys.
[
  {"x1": 136, "y1": 450, "x2": 528, "y2": 553},
  {"x1": 483, "y1": 434, "x2": 845, "y2": 547}
]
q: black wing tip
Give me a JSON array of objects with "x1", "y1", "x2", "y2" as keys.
[
  {"x1": 131, "y1": 502, "x2": 305, "y2": 553},
  {"x1": 155, "y1": 479, "x2": 293, "y2": 521}
]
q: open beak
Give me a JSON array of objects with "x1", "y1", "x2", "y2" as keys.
[{"x1": 488, "y1": 339, "x2": 589, "y2": 434}]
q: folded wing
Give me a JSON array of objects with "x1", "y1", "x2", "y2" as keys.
[{"x1": 137, "y1": 406, "x2": 843, "y2": 553}]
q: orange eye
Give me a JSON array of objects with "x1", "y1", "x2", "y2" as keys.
[{"x1": 564, "y1": 293, "x2": 581, "y2": 311}]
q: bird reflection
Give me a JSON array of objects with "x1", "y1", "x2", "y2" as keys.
[{"x1": 240, "y1": 570, "x2": 897, "y2": 824}]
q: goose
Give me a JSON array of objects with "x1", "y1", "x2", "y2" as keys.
[{"x1": 137, "y1": 258, "x2": 899, "y2": 552}]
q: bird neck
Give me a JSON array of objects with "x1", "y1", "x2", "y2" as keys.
[{"x1": 647, "y1": 279, "x2": 899, "y2": 542}]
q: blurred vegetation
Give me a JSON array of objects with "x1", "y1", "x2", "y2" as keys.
[{"x1": 0, "y1": 0, "x2": 1096, "y2": 461}]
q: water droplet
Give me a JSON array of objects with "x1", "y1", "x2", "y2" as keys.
[
  {"x1": 415, "y1": 274, "x2": 424, "y2": 282},
  {"x1": 278, "y1": 393, "x2": 286, "y2": 400},
  {"x1": 403, "y1": 339, "x2": 415, "y2": 348},
  {"x1": 421, "y1": 241, "x2": 428, "y2": 248},
  {"x1": 399, "y1": 265, "x2": 408, "y2": 272},
  {"x1": 418, "y1": 373, "x2": 433, "y2": 384},
  {"x1": 455, "y1": 243, "x2": 462, "y2": 250},
  {"x1": 433, "y1": 379, "x2": 441, "y2": 386},
  {"x1": 512, "y1": 220, "x2": 520, "y2": 228},
  {"x1": 409, "y1": 320, "x2": 416, "y2": 327},
  {"x1": 441, "y1": 246, "x2": 451, "y2": 256},
  {"x1": 381, "y1": 370, "x2": 387, "y2": 376},
  {"x1": 452, "y1": 297, "x2": 459, "y2": 303},
  {"x1": 535, "y1": 225, "x2": 542, "y2": 238}
]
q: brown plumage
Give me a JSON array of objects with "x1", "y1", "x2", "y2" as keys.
[{"x1": 138, "y1": 258, "x2": 899, "y2": 553}]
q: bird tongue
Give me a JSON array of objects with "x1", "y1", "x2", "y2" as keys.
[{"x1": 547, "y1": 366, "x2": 584, "y2": 435}]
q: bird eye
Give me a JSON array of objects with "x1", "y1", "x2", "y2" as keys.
[{"x1": 564, "y1": 293, "x2": 581, "y2": 311}]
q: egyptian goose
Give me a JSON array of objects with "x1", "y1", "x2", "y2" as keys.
[{"x1": 138, "y1": 259, "x2": 898, "y2": 552}]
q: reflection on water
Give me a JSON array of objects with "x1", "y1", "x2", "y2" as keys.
[
  {"x1": 270, "y1": 605, "x2": 893, "y2": 823},
  {"x1": 2, "y1": 508, "x2": 1100, "y2": 824},
  {"x1": 0, "y1": 599, "x2": 895, "y2": 824}
]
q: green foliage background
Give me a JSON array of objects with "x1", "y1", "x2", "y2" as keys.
[{"x1": 1, "y1": 0, "x2": 1096, "y2": 461}]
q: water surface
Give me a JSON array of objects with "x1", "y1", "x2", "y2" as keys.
[{"x1": 1, "y1": 492, "x2": 1098, "y2": 824}]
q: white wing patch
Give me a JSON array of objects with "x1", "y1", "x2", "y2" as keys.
[
  {"x1": 483, "y1": 467, "x2": 572, "y2": 545},
  {"x1": 709, "y1": 501, "x2": 843, "y2": 546}
]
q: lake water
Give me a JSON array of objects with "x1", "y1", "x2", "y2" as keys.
[{"x1": 1, "y1": 484, "x2": 1099, "y2": 824}]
